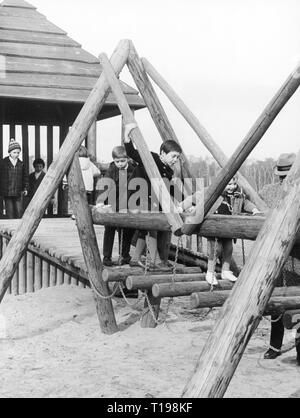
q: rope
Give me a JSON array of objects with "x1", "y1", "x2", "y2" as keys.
[
  {"x1": 241, "y1": 239, "x2": 246, "y2": 266},
  {"x1": 118, "y1": 228, "x2": 124, "y2": 266}
]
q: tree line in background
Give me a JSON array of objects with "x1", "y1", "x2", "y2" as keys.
[{"x1": 187, "y1": 156, "x2": 278, "y2": 192}]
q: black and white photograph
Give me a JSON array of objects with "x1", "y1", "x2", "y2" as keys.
[{"x1": 0, "y1": 0, "x2": 299, "y2": 400}]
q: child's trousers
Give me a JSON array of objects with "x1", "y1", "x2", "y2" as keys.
[
  {"x1": 4, "y1": 197, "x2": 23, "y2": 219},
  {"x1": 103, "y1": 227, "x2": 134, "y2": 260}
]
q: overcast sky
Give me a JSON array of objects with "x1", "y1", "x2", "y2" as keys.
[{"x1": 32, "y1": 0, "x2": 300, "y2": 162}]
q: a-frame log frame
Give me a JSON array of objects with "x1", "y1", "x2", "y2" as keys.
[
  {"x1": 0, "y1": 40, "x2": 130, "y2": 335},
  {"x1": 182, "y1": 148, "x2": 300, "y2": 398},
  {"x1": 181, "y1": 62, "x2": 300, "y2": 236},
  {"x1": 99, "y1": 53, "x2": 183, "y2": 234},
  {"x1": 68, "y1": 153, "x2": 118, "y2": 334},
  {"x1": 127, "y1": 41, "x2": 193, "y2": 195},
  {"x1": 141, "y1": 58, "x2": 268, "y2": 212}
]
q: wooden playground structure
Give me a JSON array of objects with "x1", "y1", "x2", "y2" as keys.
[{"x1": 1, "y1": 0, "x2": 300, "y2": 400}]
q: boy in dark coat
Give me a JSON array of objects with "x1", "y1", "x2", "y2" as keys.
[
  {"x1": 0, "y1": 139, "x2": 28, "y2": 218},
  {"x1": 28, "y1": 158, "x2": 46, "y2": 202},
  {"x1": 97, "y1": 146, "x2": 136, "y2": 266},
  {"x1": 124, "y1": 124, "x2": 182, "y2": 271}
]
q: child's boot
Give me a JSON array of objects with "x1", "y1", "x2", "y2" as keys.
[
  {"x1": 205, "y1": 271, "x2": 218, "y2": 286},
  {"x1": 221, "y1": 270, "x2": 237, "y2": 282}
]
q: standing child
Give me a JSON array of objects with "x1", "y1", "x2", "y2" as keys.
[
  {"x1": 124, "y1": 124, "x2": 182, "y2": 271},
  {"x1": 78, "y1": 146, "x2": 100, "y2": 204},
  {"x1": 206, "y1": 177, "x2": 260, "y2": 285},
  {"x1": 28, "y1": 158, "x2": 46, "y2": 202},
  {"x1": 97, "y1": 145, "x2": 136, "y2": 266},
  {"x1": 0, "y1": 139, "x2": 28, "y2": 219}
]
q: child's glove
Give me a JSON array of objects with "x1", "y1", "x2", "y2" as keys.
[
  {"x1": 124, "y1": 123, "x2": 138, "y2": 143},
  {"x1": 22, "y1": 190, "x2": 28, "y2": 197}
]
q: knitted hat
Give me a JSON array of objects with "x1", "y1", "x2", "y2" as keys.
[
  {"x1": 8, "y1": 139, "x2": 21, "y2": 153},
  {"x1": 274, "y1": 153, "x2": 296, "y2": 176}
]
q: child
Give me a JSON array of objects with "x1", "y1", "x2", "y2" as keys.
[
  {"x1": 124, "y1": 124, "x2": 182, "y2": 271},
  {"x1": 28, "y1": 158, "x2": 46, "y2": 202},
  {"x1": 78, "y1": 146, "x2": 100, "y2": 204},
  {"x1": 97, "y1": 145, "x2": 136, "y2": 266},
  {"x1": 0, "y1": 139, "x2": 28, "y2": 219},
  {"x1": 205, "y1": 177, "x2": 260, "y2": 285}
]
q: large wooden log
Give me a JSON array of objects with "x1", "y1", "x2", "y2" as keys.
[
  {"x1": 127, "y1": 43, "x2": 194, "y2": 190},
  {"x1": 99, "y1": 53, "x2": 183, "y2": 233},
  {"x1": 91, "y1": 210, "x2": 300, "y2": 251},
  {"x1": 142, "y1": 58, "x2": 267, "y2": 212},
  {"x1": 182, "y1": 147, "x2": 300, "y2": 398},
  {"x1": 191, "y1": 287, "x2": 300, "y2": 309},
  {"x1": 282, "y1": 309, "x2": 300, "y2": 330},
  {"x1": 152, "y1": 280, "x2": 233, "y2": 298},
  {"x1": 87, "y1": 121, "x2": 97, "y2": 161},
  {"x1": 103, "y1": 265, "x2": 202, "y2": 283},
  {"x1": 181, "y1": 63, "x2": 300, "y2": 236},
  {"x1": 68, "y1": 154, "x2": 118, "y2": 335},
  {"x1": 0, "y1": 40, "x2": 130, "y2": 302},
  {"x1": 126, "y1": 273, "x2": 217, "y2": 291}
]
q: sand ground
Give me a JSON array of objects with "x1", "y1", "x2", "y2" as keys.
[{"x1": 0, "y1": 282, "x2": 299, "y2": 399}]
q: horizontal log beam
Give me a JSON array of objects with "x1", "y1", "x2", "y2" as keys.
[
  {"x1": 126, "y1": 273, "x2": 219, "y2": 291},
  {"x1": 282, "y1": 309, "x2": 300, "y2": 330},
  {"x1": 191, "y1": 287, "x2": 300, "y2": 313},
  {"x1": 102, "y1": 265, "x2": 202, "y2": 283},
  {"x1": 152, "y1": 279, "x2": 233, "y2": 298},
  {"x1": 92, "y1": 210, "x2": 300, "y2": 250}
]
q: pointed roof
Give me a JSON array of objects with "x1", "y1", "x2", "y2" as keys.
[{"x1": 0, "y1": 0, "x2": 144, "y2": 122}]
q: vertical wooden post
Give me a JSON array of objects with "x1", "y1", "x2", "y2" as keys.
[
  {"x1": 100, "y1": 53, "x2": 183, "y2": 233},
  {"x1": 0, "y1": 40, "x2": 130, "y2": 303},
  {"x1": 127, "y1": 43, "x2": 194, "y2": 190},
  {"x1": 87, "y1": 121, "x2": 97, "y2": 160},
  {"x1": 49, "y1": 264, "x2": 56, "y2": 287},
  {"x1": 9, "y1": 124, "x2": 15, "y2": 140},
  {"x1": 57, "y1": 268, "x2": 64, "y2": 286},
  {"x1": 22, "y1": 125, "x2": 29, "y2": 177},
  {"x1": 58, "y1": 125, "x2": 70, "y2": 216},
  {"x1": 18, "y1": 253, "x2": 26, "y2": 295},
  {"x1": 182, "y1": 63, "x2": 300, "y2": 235},
  {"x1": 34, "y1": 255, "x2": 42, "y2": 291},
  {"x1": 27, "y1": 251, "x2": 34, "y2": 293},
  {"x1": 142, "y1": 58, "x2": 268, "y2": 212},
  {"x1": 182, "y1": 150, "x2": 300, "y2": 398},
  {"x1": 68, "y1": 153, "x2": 118, "y2": 334},
  {"x1": 42, "y1": 260, "x2": 49, "y2": 289},
  {"x1": 121, "y1": 115, "x2": 126, "y2": 145},
  {"x1": 47, "y1": 126, "x2": 54, "y2": 216},
  {"x1": 35, "y1": 125, "x2": 41, "y2": 159}
]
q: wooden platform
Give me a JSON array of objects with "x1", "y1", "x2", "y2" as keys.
[{"x1": 0, "y1": 218, "x2": 122, "y2": 294}]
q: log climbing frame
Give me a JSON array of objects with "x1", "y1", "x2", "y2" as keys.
[{"x1": 0, "y1": 39, "x2": 300, "y2": 396}]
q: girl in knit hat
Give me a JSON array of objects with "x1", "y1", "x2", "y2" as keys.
[{"x1": 0, "y1": 139, "x2": 28, "y2": 218}]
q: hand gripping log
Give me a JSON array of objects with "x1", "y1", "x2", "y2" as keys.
[{"x1": 0, "y1": 40, "x2": 130, "y2": 304}]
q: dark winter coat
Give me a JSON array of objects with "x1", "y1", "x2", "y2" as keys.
[
  {"x1": 125, "y1": 141, "x2": 174, "y2": 212},
  {"x1": 0, "y1": 157, "x2": 28, "y2": 197}
]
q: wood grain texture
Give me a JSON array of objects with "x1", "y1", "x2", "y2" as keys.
[
  {"x1": 68, "y1": 154, "x2": 118, "y2": 334},
  {"x1": 182, "y1": 148, "x2": 300, "y2": 398}
]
